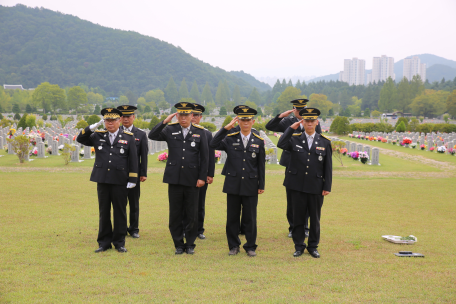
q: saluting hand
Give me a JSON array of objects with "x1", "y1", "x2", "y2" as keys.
[
  {"x1": 290, "y1": 119, "x2": 303, "y2": 130},
  {"x1": 224, "y1": 117, "x2": 239, "y2": 130},
  {"x1": 163, "y1": 113, "x2": 177, "y2": 124},
  {"x1": 279, "y1": 109, "x2": 294, "y2": 118}
]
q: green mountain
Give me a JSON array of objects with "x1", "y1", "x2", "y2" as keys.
[
  {"x1": 228, "y1": 71, "x2": 271, "y2": 91},
  {"x1": 0, "y1": 4, "x2": 269, "y2": 96},
  {"x1": 426, "y1": 64, "x2": 456, "y2": 83}
]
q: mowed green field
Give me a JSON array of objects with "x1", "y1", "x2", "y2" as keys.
[{"x1": 1, "y1": 145, "x2": 456, "y2": 303}]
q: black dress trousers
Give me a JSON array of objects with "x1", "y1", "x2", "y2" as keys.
[
  {"x1": 168, "y1": 184, "x2": 200, "y2": 250},
  {"x1": 286, "y1": 187, "x2": 310, "y2": 234},
  {"x1": 127, "y1": 181, "x2": 140, "y2": 234},
  {"x1": 183, "y1": 183, "x2": 208, "y2": 235},
  {"x1": 226, "y1": 194, "x2": 258, "y2": 252},
  {"x1": 290, "y1": 190, "x2": 323, "y2": 252},
  {"x1": 96, "y1": 183, "x2": 128, "y2": 249}
]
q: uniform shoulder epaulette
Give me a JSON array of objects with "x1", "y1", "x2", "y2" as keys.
[
  {"x1": 320, "y1": 134, "x2": 331, "y2": 141},
  {"x1": 168, "y1": 122, "x2": 178, "y2": 125},
  {"x1": 253, "y1": 133, "x2": 264, "y2": 140},
  {"x1": 292, "y1": 133, "x2": 302, "y2": 136},
  {"x1": 192, "y1": 123, "x2": 204, "y2": 129},
  {"x1": 95, "y1": 130, "x2": 107, "y2": 133},
  {"x1": 227, "y1": 131, "x2": 239, "y2": 136},
  {"x1": 252, "y1": 127, "x2": 257, "y2": 130},
  {"x1": 123, "y1": 130, "x2": 133, "y2": 136}
]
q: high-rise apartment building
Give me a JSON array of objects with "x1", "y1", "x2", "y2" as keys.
[
  {"x1": 339, "y1": 58, "x2": 365, "y2": 86},
  {"x1": 403, "y1": 56, "x2": 426, "y2": 81},
  {"x1": 369, "y1": 55, "x2": 395, "y2": 84}
]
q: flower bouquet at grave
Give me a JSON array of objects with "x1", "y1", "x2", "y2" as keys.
[
  {"x1": 348, "y1": 134, "x2": 353, "y2": 138},
  {"x1": 369, "y1": 136, "x2": 374, "y2": 141},
  {"x1": 79, "y1": 148, "x2": 84, "y2": 157},
  {"x1": 420, "y1": 144, "x2": 426, "y2": 150},
  {"x1": 58, "y1": 144, "x2": 64, "y2": 151},
  {"x1": 340, "y1": 148, "x2": 348, "y2": 156},
  {"x1": 437, "y1": 146, "x2": 446, "y2": 154},
  {"x1": 331, "y1": 141, "x2": 347, "y2": 166},
  {"x1": 402, "y1": 137, "x2": 412, "y2": 146},
  {"x1": 430, "y1": 147, "x2": 435, "y2": 152},
  {"x1": 53, "y1": 136, "x2": 59, "y2": 141},
  {"x1": 357, "y1": 135, "x2": 362, "y2": 139},
  {"x1": 91, "y1": 147, "x2": 95, "y2": 155},
  {"x1": 364, "y1": 135, "x2": 369, "y2": 140},
  {"x1": 157, "y1": 152, "x2": 168, "y2": 162},
  {"x1": 46, "y1": 147, "x2": 52, "y2": 155},
  {"x1": 381, "y1": 138, "x2": 387, "y2": 143},
  {"x1": 349, "y1": 151, "x2": 359, "y2": 160},
  {"x1": 29, "y1": 137, "x2": 37, "y2": 146},
  {"x1": 410, "y1": 143, "x2": 417, "y2": 149},
  {"x1": 359, "y1": 151, "x2": 369, "y2": 164},
  {"x1": 448, "y1": 148, "x2": 455, "y2": 156},
  {"x1": 29, "y1": 147, "x2": 38, "y2": 157},
  {"x1": 215, "y1": 150, "x2": 221, "y2": 162}
]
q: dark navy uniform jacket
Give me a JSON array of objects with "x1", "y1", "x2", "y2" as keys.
[
  {"x1": 121, "y1": 125, "x2": 148, "y2": 177},
  {"x1": 210, "y1": 128, "x2": 265, "y2": 196},
  {"x1": 266, "y1": 114, "x2": 321, "y2": 167},
  {"x1": 221, "y1": 126, "x2": 260, "y2": 176},
  {"x1": 77, "y1": 127, "x2": 138, "y2": 185},
  {"x1": 277, "y1": 127, "x2": 332, "y2": 195},
  {"x1": 148, "y1": 121, "x2": 209, "y2": 187},
  {"x1": 204, "y1": 129, "x2": 215, "y2": 178}
]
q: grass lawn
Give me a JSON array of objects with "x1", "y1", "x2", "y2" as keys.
[{"x1": 1, "y1": 168, "x2": 455, "y2": 302}]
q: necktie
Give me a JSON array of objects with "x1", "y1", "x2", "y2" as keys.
[
  {"x1": 243, "y1": 136, "x2": 248, "y2": 148},
  {"x1": 307, "y1": 135, "x2": 313, "y2": 150},
  {"x1": 110, "y1": 133, "x2": 115, "y2": 145},
  {"x1": 183, "y1": 128, "x2": 188, "y2": 138}
]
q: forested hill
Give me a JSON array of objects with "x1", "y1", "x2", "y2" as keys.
[{"x1": 0, "y1": 4, "x2": 270, "y2": 96}]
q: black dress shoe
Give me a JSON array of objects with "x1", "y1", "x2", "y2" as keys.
[
  {"x1": 288, "y1": 232, "x2": 292, "y2": 238},
  {"x1": 175, "y1": 248, "x2": 185, "y2": 255},
  {"x1": 229, "y1": 247, "x2": 240, "y2": 255},
  {"x1": 293, "y1": 250, "x2": 303, "y2": 257},
  {"x1": 308, "y1": 249, "x2": 320, "y2": 258},
  {"x1": 94, "y1": 246, "x2": 111, "y2": 253},
  {"x1": 185, "y1": 248, "x2": 195, "y2": 255},
  {"x1": 116, "y1": 247, "x2": 127, "y2": 253},
  {"x1": 197, "y1": 234, "x2": 206, "y2": 239},
  {"x1": 305, "y1": 231, "x2": 309, "y2": 238},
  {"x1": 131, "y1": 233, "x2": 140, "y2": 238}
]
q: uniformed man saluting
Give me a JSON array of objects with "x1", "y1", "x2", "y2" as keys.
[
  {"x1": 277, "y1": 107, "x2": 332, "y2": 258},
  {"x1": 117, "y1": 105, "x2": 149, "y2": 239},
  {"x1": 210, "y1": 106, "x2": 265, "y2": 257},
  {"x1": 77, "y1": 108, "x2": 138, "y2": 253},
  {"x1": 266, "y1": 99, "x2": 322, "y2": 238},
  {"x1": 148, "y1": 102, "x2": 209, "y2": 255}
]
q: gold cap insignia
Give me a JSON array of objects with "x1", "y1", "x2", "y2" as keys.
[
  {"x1": 307, "y1": 109, "x2": 313, "y2": 113},
  {"x1": 107, "y1": 108, "x2": 112, "y2": 112},
  {"x1": 242, "y1": 108, "x2": 248, "y2": 112},
  {"x1": 123, "y1": 106, "x2": 129, "y2": 110},
  {"x1": 181, "y1": 103, "x2": 187, "y2": 107},
  {"x1": 299, "y1": 100, "x2": 304, "y2": 103}
]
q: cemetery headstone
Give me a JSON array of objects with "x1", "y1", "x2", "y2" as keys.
[{"x1": 371, "y1": 148, "x2": 380, "y2": 165}]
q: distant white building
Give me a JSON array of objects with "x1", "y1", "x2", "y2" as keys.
[
  {"x1": 366, "y1": 73, "x2": 372, "y2": 85},
  {"x1": 3, "y1": 84, "x2": 34, "y2": 90},
  {"x1": 341, "y1": 58, "x2": 365, "y2": 86},
  {"x1": 403, "y1": 56, "x2": 426, "y2": 82},
  {"x1": 370, "y1": 55, "x2": 395, "y2": 84}
]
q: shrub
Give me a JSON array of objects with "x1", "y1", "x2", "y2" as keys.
[
  {"x1": 7, "y1": 135, "x2": 30, "y2": 163},
  {"x1": 61, "y1": 143, "x2": 76, "y2": 165},
  {"x1": 26, "y1": 114, "x2": 36, "y2": 128},
  {"x1": 330, "y1": 116, "x2": 350, "y2": 135},
  {"x1": 396, "y1": 121, "x2": 406, "y2": 132},
  {"x1": 42, "y1": 114, "x2": 48, "y2": 120},
  {"x1": 219, "y1": 106, "x2": 227, "y2": 116},
  {"x1": 14, "y1": 113, "x2": 21, "y2": 120},
  {"x1": 395, "y1": 117, "x2": 409, "y2": 129},
  {"x1": 199, "y1": 122, "x2": 216, "y2": 132},
  {"x1": 17, "y1": 113, "x2": 28, "y2": 129},
  {"x1": 86, "y1": 114, "x2": 101, "y2": 125},
  {"x1": 149, "y1": 116, "x2": 160, "y2": 129},
  {"x1": 75, "y1": 120, "x2": 89, "y2": 129},
  {"x1": 50, "y1": 115, "x2": 57, "y2": 121}
]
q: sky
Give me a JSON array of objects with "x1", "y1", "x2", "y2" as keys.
[{"x1": 3, "y1": 0, "x2": 456, "y2": 80}]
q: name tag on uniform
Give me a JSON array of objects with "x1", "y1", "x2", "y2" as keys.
[
  {"x1": 232, "y1": 143, "x2": 240, "y2": 146},
  {"x1": 316, "y1": 147, "x2": 325, "y2": 151},
  {"x1": 99, "y1": 139, "x2": 106, "y2": 142},
  {"x1": 118, "y1": 140, "x2": 128, "y2": 145},
  {"x1": 296, "y1": 145, "x2": 303, "y2": 149},
  {"x1": 172, "y1": 132, "x2": 180, "y2": 135}
]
